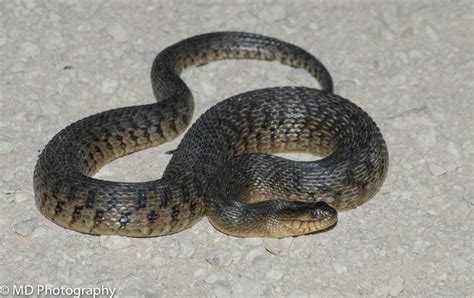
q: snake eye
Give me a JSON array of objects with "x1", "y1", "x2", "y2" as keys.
[{"x1": 308, "y1": 203, "x2": 335, "y2": 220}]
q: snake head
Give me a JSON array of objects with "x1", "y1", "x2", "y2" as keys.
[{"x1": 268, "y1": 201, "x2": 338, "y2": 238}]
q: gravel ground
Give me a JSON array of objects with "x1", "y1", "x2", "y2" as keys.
[{"x1": 1, "y1": 0, "x2": 473, "y2": 297}]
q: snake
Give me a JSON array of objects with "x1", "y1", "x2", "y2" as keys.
[{"x1": 33, "y1": 32, "x2": 388, "y2": 238}]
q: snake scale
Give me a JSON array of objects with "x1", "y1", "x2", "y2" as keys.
[{"x1": 33, "y1": 32, "x2": 388, "y2": 238}]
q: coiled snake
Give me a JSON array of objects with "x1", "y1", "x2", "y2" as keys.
[{"x1": 33, "y1": 32, "x2": 388, "y2": 238}]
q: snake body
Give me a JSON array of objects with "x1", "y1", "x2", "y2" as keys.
[{"x1": 33, "y1": 32, "x2": 388, "y2": 238}]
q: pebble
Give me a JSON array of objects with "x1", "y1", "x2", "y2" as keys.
[
  {"x1": 106, "y1": 23, "x2": 129, "y2": 43},
  {"x1": 428, "y1": 162, "x2": 447, "y2": 177},
  {"x1": 22, "y1": 0, "x2": 37, "y2": 10},
  {"x1": 413, "y1": 239, "x2": 432, "y2": 256},
  {"x1": 100, "y1": 78, "x2": 119, "y2": 94},
  {"x1": 288, "y1": 289, "x2": 311, "y2": 298},
  {"x1": 0, "y1": 189, "x2": 15, "y2": 203},
  {"x1": 264, "y1": 265, "x2": 286, "y2": 281},
  {"x1": 382, "y1": 2, "x2": 400, "y2": 34},
  {"x1": 31, "y1": 225, "x2": 50, "y2": 240},
  {"x1": 337, "y1": 80, "x2": 358, "y2": 98},
  {"x1": 333, "y1": 263, "x2": 348, "y2": 275},
  {"x1": 14, "y1": 217, "x2": 38, "y2": 236},
  {"x1": 451, "y1": 256, "x2": 469, "y2": 270},
  {"x1": 425, "y1": 25, "x2": 439, "y2": 42},
  {"x1": 19, "y1": 42, "x2": 41, "y2": 61},
  {"x1": 374, "y1": 282, "x2": 390, "y2": 296},
  {"x1": 10, "y1": 61, "x2": 26, "y2": 73},
  {"x1": 0, "y1": 30, "x2": 5, "y2": 47},
  {"x1": 245, "y1": 246, "x2": 268, "y2": 264},
  {"x1": 14, "y1": 191, "x2": 32, "y2": 203},
  {"x1": 204, "y1": 274, "x2": 222, "y2": 284},
  {"x1": 408, "y1": 49, "x2": 423, "y2": 59},
  {"x1": 99, "y1": 235, "x2": 134, "y2": 250},
  {"x1": 0, "y1": 140, "x2": 14, "y2": 154},
  {"x1": 212, "y1": 281, "x2": 232, "y2": 297},
  {"x1": 204, "y1": 249, "x2": 232, "y2": 266},
  {"x1": 152, "y1": 255, "x2": 169, "y2": 267},
  {"x1": 201, "y1": 81, "x2": 217, "y2": 97},
  {"x1": 177, "y1": 238, "x2": 195, "y2": 257},
  {"x1": 257, "y1": 4, "x2": 286, "y2": 22},
  {"x1": 391, "y1": 74, "x2": 407, "y2": 85},
  {"x1": 417, "y1": 130, "x2": 437, "y2": 148},
  {"x1": 263, "y1": 237, "x2": 293, "y2": 255},
  {"x1": 462, "y1": 140, "x2": 474, "y2": 156},
  {"x1": 2, "y1": 169, "x2": 15, "y2": 182},
  {"x1": 231, "y1": 278, "x2": 264, "y2": 296},
  {"x1": 389, "y1": 275, "x2": 404, "y2": 296},
  {"x1": 447, "y1": 142, "x2": 461, "y2": 160}
]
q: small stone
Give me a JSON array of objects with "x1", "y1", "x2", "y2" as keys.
[
  {"x1": 201, "y1": 81, "x2": 217, "y2": 97},
  {"x1": 379, "y1": 27, "x2": 395, "y2": 40},
  {"x1": 204, "y1": 274, "x2": 221, "y2": 284},
  {"x1": 447, "y1": 142, "x2": 461, "y2": 160},
  {"x1": 389, "y1": 275, "x2": 404, "y2": 296},
  {"x1": 0, "y1": 141, "x2": 14, "y2": 154},
  {"x1": 152, "y1": 255, "x2": 168, "y2": 267},
  {"x1": 15, "y1": 191, "x2": 32, "y2": 203},
  {"x1": 23, "y1": 0, "x2": 37, "y2": 10},
  {"x1": 413, "y1": 239, "x2": 432, "y2": 256},
  {"x1": 264, "y1": 265, "x2": 286, "y2": 281},
  {"x1": 193, "y1": 268, "x2": 205, "y2": 277},
  {"x1": 400, "y1": 191, "x2": 411, "y2": 200},
  {"x1": 382, "y1": 2, "x2": 400, "y2": 33},
  {"x1": 245, "y1": 246, "x2": 268, "y2": 264},
  {"x1": 107, "y1": 23, "x2": 129, "y2": 43},
  {"x1": 391, "y1": 74, "x2": 406, "y2": 85},
  {"x1": 333, "y1": 263, "x2": 348, "y2": 275},
  {"x1": 212, "y1": 281, "x2": 232, "y2": 297},
  {"x1": 19, "y1": 42, "x2": 41, "y2": 61},
  {"x1": 62, "y1": 253, "x2": 76, "y2": 263},
  {"x1": 418, "y1": 130, "x2": 437, "y2": 147},
  {"x1": 0, "y1": 31, "x2": 6, "y2": 46},
  {"x1": 288, "y1": 289, "x2": 311, "y2": 298},
  {"x1": 425, "y1": 25, "x2": 439, "y2": 42},
  {"x1": 204, "y1": 249, "x2": 232, "y2": 266},
  {"x1": 31, "y1": 225, "x2": 50, "y2": 239},
  {"x1": 10, "y1": 61, "x2": 26, "y2": 73},
  {"x1": 309, "y1": 23, "x2": 319, "y2": 30},
  {"x1": 462, "y1": 140, "x2": 474, "y2": 156},
  {"x1": 177, "y1": 238, "x2": 195, "y2": 257},
  {"x1": 374, "y1": 283, "x2": 390, "y2": 296},
  {"x1": 99, "y1": 235, "x2": 134, "y2": 250},
  {"x1": 428, "y1": 162, "x2": 446, "y2": 177},
  {"x1": 451, "y1": 256, "x2": 468, "y2": 270},
  {"x1": 14, "y1": 217, "x2": 38, "y2": 236},
  {"x1": 352, "y1": 206, "x2": 366, "y2": 218},
  {"x1": 408, "y1": 49, "x2": 423, "y2": 59},
  {"x1": 0, "y1": 190, "x2": 14, "y2": 202},
  {"x1": 2, "y1": 169, "x2": 15, "y2": 182},
  {"x1": 100, "y1": 79, "x2": 118, "y2": 94},
  {"x1": 231, "y1": 278, "x2": 264, "y2": 296},
  {"x1": 258, "y1": 5, "x2": 286, "y2": 22},
  {"x1": 337, "y1": 80, "x2": 358, "y2": 98},
  {"x1": 263, "y1": 237, "x2": 293, "y2": 255}
]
